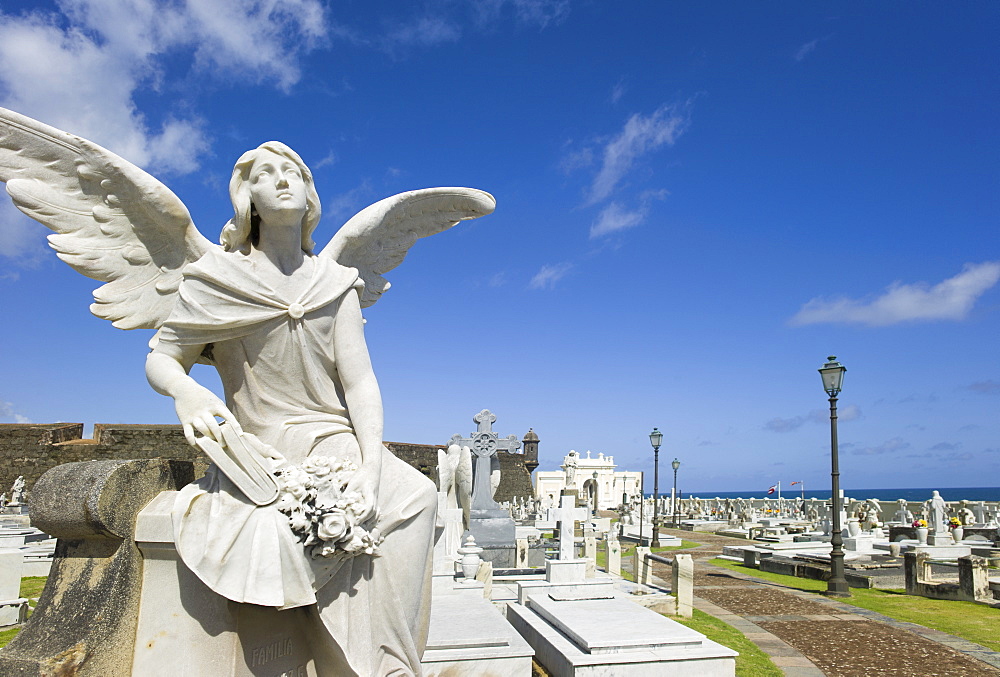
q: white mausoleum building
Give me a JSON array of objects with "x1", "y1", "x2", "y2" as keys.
[{"x1": 533, "y1": 450, "x2": 642, "y2": 511}]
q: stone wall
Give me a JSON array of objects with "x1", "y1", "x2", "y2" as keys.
[{"x1": 0, "y1": 424, "x2": 534, "y2": 503}]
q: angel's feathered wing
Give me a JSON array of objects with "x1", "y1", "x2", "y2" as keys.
[
  {"x1": 0, "y1": 107, "x2": 211, "y2": 329},
  {"x1": 320, "y1": 187, "x2": 495, "y2": 308},
  {"x1": 455, "y1": 445, "x2": 473, "y2": 531}
]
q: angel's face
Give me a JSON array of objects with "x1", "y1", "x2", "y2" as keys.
[{"x1": 248, "y1": 149, "x2": 308, "y2": 226}]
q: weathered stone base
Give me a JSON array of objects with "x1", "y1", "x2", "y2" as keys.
[{"x1": 0, "y1": 459, "x2": 193, "y2": 677}]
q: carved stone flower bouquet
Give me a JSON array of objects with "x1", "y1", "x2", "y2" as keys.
[{"x1": 274, "y1": 456, "x2": 382, "y2": 559}]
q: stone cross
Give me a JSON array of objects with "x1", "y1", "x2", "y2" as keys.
[
  {"x1": 549, "y1": 495, "x2": 588, "y2": 560},
  {"x1": 449, "y1": 409, "x2": 521, "y2": 511}
]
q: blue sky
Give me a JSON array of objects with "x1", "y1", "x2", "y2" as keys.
[{"x1": 0, "y1": 1, "x2": 997, "y2": 493}]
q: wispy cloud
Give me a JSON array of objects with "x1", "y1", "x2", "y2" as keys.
[
  {"x1": 0, "y1": 400, "x2": 30, "y2": 424},
  {"x1": 795, "y1": 39, "x2": 820, "y2": 61},
  {"x1": 852, "y1": 437, "x2": 909, "y2": 456},
  {"x1": 586, "y1": 102, "x2": 691, "y2": 205},
  {"x1": 610, "y1": 78, "x2": 627, "y2": 104},
  {"x1": 312, "y1": 150, "x2": 337, "y2": 170},
  {"x1": 790, "y1": 262, "x2": 1000, "y2": 326},
  {"x1": 0, "y1": 202, "x2": 48, "y2": 266},
  {"x1": 383, "y1": 16, "x2": 461, "y2": 52},
  {"x1": 471, "y1": 0, "x2": 571, "y2": 29},
  {"x1": 968, "y1": 380, "x2": 1000, "y2": 394},
  {"x1": 326, "y1": 181, "x2": 376, "y2": 223},
  {"x1": 589, "y1": 189, "x2": 667, "y2": 238},
  {"x1": 529, "y1": 262, "x2": 572, "y2": 290},
  {"x1": 764, "y1": 404, "x2": 861, "y2": 433},
  {"x1": 590, "y1": 202, "x2": 644, "y2": 239},
  {"x1": 794, "y1": 34, "x2": 833, "y2": 61},
  {"x1": 929, "y1": 441, "x2": 960, "y2": 452}
]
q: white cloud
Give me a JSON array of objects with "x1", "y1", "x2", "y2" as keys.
[
  {"x1": 587, "y1": 102, "x2": 691, "y2": 205},
  {"x1": 589, "y1": 189, "x2": 667, "y2": 239},
  {"x1": 383, "y1": 16, "x2": 461, "y2": 51},
  {"x1": 0, "y1": 201, "x2": 48, "y2": 265},
  {"x1": 851, "y1": 436, "x2": 909, "y2": 456},
  {"x1": 471, "y1": 0, "x2": 570, "y2": 29},
  {"x1": 790, "y1": 261, "x2": 1000, "y2": 326},
  {"x1": 529, "y1": 262, "x2": 572, "y2": 290},
  {"x1": 590, "y1": 202, "x2": 644, "y2": 239},
  {"x1": 0, "y1": 401, "x2": 30, "y2": 424},
  {"x1": 326, "y1": 181, "x2": 376, "y2": 223},
  {"x1": 610, "y1": 78, "x2": 627, "y2": 104},
  {"x1": 968, "y1": 380, "x2": 1000, "y2": 394},
  {"x1": 0, "y1": 0, "x2": 327, "y2": 170},
  {"x1": 313, "y1": 150, "x2": 338, "y2": 170},
  {"x1": 765, "y1": 404, "x2": 861, "y2": 433},
  {"x1": 795, "y1": 39, "x2": 819, "y2": 61},
  {"x1": 0, "y1": 0, "x2": 329, "y2": 259}
]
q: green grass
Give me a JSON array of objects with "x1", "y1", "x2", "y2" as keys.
[
  {"x1": 671, "y1": 609, "x2": 782, "y2": 677},
  {"x1": 20, "y1": 577, "x2": 46, "y2": 601},
  {"x1": 0, "y1": 626, "x2": 19, "y2": 649},
  {"x1": 710, "y1": 558, "x2": 1000, "y2": 652}
]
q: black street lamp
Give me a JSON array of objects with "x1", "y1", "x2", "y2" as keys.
[
  {"x1": 819, "y1": 355, "x2": 850, "y2": 598},
  {"x1": 649, "y1": 427, "x2": 663, "y2": 547},
  {"x1": 671, "y1": 458, "x2": 681, "y2": 527}
]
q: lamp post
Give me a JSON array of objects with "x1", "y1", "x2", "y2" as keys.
[
  {"x1": 671, "y1": 458, "x2": 681, "y2": 527},
  {"x1": 819, "y1": 355, "x2": 850, "y2": 598},
  {"x1": 649, "y1": 427, "x2": 663, "y2": 547}
]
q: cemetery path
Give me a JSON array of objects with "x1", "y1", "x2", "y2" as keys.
[{"x1": 648, "y1": 529, "x2": 1000, "y2": 677}]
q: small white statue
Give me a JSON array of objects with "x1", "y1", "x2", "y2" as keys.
[
  {"x1": 927, "y1": 491, "x2": 948, "y2": 533},
  {"x1": 0, "y1": 107, "x2": 495, "y2": 675},
  {"x1": 9, "y1": 476, "x2": 25, "y2": 505},
  {"x1": 564, "y1": 450, "x2": 579, "y2": 487}
]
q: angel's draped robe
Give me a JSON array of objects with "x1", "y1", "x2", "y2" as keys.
[{"x1": 158, "y1": 247, "x2": 437, "y2": 677}]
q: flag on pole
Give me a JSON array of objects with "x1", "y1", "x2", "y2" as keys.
[
  {"x1": 767, "y1": 484, "x2": 777, "y2": 495},
  {"x1": 790, "y1": 481, "x2": 802, "y2": 486}
]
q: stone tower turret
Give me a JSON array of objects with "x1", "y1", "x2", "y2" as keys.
[{"x1": 522, "y1": 428, "x2": 539, "y2": 474}]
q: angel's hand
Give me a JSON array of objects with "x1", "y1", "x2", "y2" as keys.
[
  {"x1": 346, "y1": 461, "x2": 381, "y2": 525},
  {"x1": 173, "y1": 383, "x2": 240, "y2": 446}
]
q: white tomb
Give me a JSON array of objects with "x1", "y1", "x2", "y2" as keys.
[{"x1": 508, "y1": 496, "x2": 736, "y2": 676}]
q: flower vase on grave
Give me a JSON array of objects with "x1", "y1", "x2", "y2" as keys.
[
  {"x1": 458, "y1": 535, "x2": 484, "y2": 582},
  {"x1": 952, "y1": 526, "x2": 964, "y2": 543},
  {"x1": 847, "y1": 518, "x2": 861, "y2": 537},
  {"x1": 916, "y1": 527, "x2": 929, "y2": 545}
]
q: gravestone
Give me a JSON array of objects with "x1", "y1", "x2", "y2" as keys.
[
  {"x1": 0, "y1": 549, "x2": 27, "y2": 626},
  {"x1": 449, "y1": 410, "x2": 517, "y2": 556}
]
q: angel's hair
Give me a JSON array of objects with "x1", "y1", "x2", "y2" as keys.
[{"x1": 220, "y1": 141, "x2": 322, "y2": 253}]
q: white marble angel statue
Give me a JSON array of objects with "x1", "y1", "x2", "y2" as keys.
[{"x1": 0, "y1": 107, "x2": 495, "y2": 676}]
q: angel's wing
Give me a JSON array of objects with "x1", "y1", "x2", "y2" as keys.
[
  {"x1": 490, "y1": 455, "x2": 501, "y2": 499},
  {"x1": 320, "y1": 187, "x2": 495, "y2": 308},
  {"x1": 456, "y1": 445, "x2": 473, "y2": 531},
  {"x1": 0, "y1": 107, "x2": 212, "y2": 330}
]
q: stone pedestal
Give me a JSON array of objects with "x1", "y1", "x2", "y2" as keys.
[{"x1": 132, "y1": 492, "x2": 319, "y2": 676}]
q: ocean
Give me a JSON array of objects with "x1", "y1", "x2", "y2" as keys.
[{"x1": 662, "y1": 487, "x2": 1000, "y2": 502}]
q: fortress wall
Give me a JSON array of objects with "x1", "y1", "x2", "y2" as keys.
[{"x1": 0, "y1": 424, "x2": 533, "y2": 503}]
